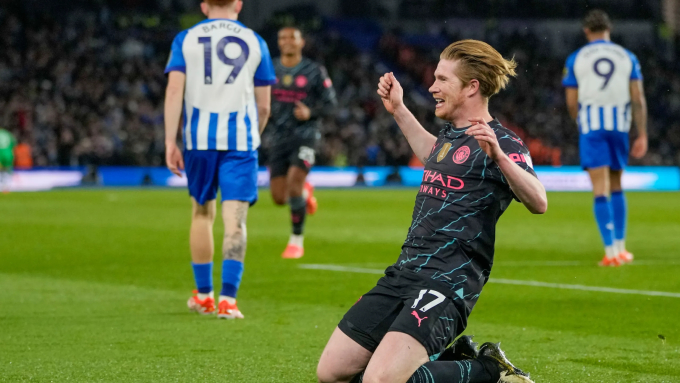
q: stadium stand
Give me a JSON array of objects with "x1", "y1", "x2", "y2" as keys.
[{"x1": 1, "y1": 5, "x2": 678, "y2": 168}]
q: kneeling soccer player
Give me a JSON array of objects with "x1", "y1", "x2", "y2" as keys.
[{"x1": 317, "y1": 40, "x2": 548, "y2": 383}]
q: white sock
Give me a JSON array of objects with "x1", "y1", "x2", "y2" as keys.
[
  {"x1": 302, "y1": 188, "x2": 309, "y2": 200},
  {"x1": 219, "y1": 295, "x2": 236, "y2": 304},
  {"x1": 614, "y1": 239, "x2": 625, "y2": 255},
  {"x1": 197, "y1": 291, "x2": 214, "y2": 300},
  {"x1": 289, "y1": 234, "x2": 304, "y2": 248},
  {"x1": 605, "y1": 245, "x2": 617, "y2": 259}
]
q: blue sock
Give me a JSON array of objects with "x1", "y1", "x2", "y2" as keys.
[
  {"x1": 221, "y1": 260, "x2": 244, "y2": 298},
  {"x1": 610, "y1": 191, "x2": 627, "y2": 241},
  {"x1": 594, "y1": 195, "x2": 614, "y2": 247},
  {"x1": 192, "y1": 262, "x2": 213, "y2": 294}
]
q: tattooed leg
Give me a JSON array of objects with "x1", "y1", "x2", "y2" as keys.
[{"x1": 220, "y1": 200, "x2": 249, "y2": 299}]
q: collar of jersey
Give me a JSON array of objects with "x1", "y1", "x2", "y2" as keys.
[
  {"x1": 194, "y1": 18, "x2": 246, "y2": 28},
  {"x1": 588, "y1": 39, "x2": 612, "y2": 45},
  {"x1": 444, "y1": 122, "x2": 472, "y2": 139},
  {"x1": 445, "y1": 118, "x2": 500, "y2": 132}
]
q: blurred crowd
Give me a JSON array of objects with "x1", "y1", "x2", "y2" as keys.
[
  {"x1": 0, "y1": 9, "x2": 171, "y2": 167},
  {"x1": 1, "y1": 7, "x2": 679, "y2": 169},
  {"x1": 375, "y1": 28, "x2": 680, "y2": 167}
]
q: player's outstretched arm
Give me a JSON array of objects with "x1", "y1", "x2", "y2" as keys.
[
  {"x1": 164, "y1": 71, "x2": 186, "y2": 177},
  {"x1": 630, "y1": 80, "x2": 648, "y2": 159},
  {"x1": 467, "y1": 119, "x2": 548, "y2": 214},
  {"x1": 254, "y1": 86, "x2": 272, "y2": 134},
  {"x1": 377, "y1": 73, "x2": 436, "y2": 163}
]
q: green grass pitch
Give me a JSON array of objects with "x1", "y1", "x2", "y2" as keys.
[{"x1": 1, "y1": 189, "x2": 679, "y2": 382}]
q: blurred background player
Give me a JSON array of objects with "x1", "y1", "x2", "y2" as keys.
[
  {"x1": 562, "y1": 10, "x2": 648, "y2": 267},
  {"x1": 164, "y1": 0, "x2": 276, "y2": 318},
  {"x1": 0, "y1": 127, "x2": 16, "y2": 193},
  {"x1": 266, "y1": 26, "x2": 337, "y2": 259}
]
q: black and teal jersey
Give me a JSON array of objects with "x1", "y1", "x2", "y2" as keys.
[
  {"x1": 394, "y1": 120, "x2": 536, "y2": 302},
  {"x1": 267, "y1": 57, "x2": 337, "y2": 145}
]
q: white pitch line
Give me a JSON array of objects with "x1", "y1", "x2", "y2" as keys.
[
  {"x1": 336, "y1": 260, "x2": 680, "y2": 268},
  {"x1": 495, "y1": 261, "x2": 584, "y2": 266},
  {"x1": 494, "y1": 260, "x2": 680, "y2": 267},
  {"x1": 298, "y1": 264, "x2": 680, "y2": 299},
  {"x1": 490, "y1": 278, "x2": 680, "y2": 298}
]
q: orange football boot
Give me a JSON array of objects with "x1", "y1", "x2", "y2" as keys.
[
  {"x1": 618, "y1": 250, "x2": 634, "y2": 264},
  {"x1": 281, "y1": 244, "x2": 304, "y2": 259},
  {"x1": 217, "y1": 299, "x2": 244, "y2": 319},
  {"x1": 187, "y1": 290, "x2": 215, "y2": 315},
  {"x1": 598, "y1": 255, "x2": 622, "y2": 267}
]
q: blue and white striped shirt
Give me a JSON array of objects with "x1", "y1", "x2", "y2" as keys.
[
  {"x1": 165, "y1": 19, "x2": 276, "y2": 151},
  {"x1": 563, "y1": 40, "x2": 642, "y2": 135}
]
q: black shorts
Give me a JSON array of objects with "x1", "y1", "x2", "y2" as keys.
[
  {"x1": 268, "y1": 139, "x2": 317, "y2": 178},
  {"x1": 338, "y1": 266, "x2": 471, "y2": 358}
]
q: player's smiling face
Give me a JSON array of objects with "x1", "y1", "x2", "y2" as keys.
[
  {"x1": 278, "y1": 28, "x2": 305, "y2": 56},
  {"x1": 429, "y1": 60, "x2": 468, "y2": 122}
]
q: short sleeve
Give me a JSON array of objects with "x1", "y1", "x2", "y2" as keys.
[
  {"x1": 628, "y1": 51, "x2": 643, "y2": 81},
  {"x1": 254, "y1": 33, "x2": 276, "y2": 86},
  {"x1": 562, "y1": 51, "x2": 578, "y2": 88},
  {"x1": 165, "y1": 30, "x2": 189, "y2": 74},
  {"x1": 495, "y1": 133, "x2": 537, "y2": 202},
  {"x1": 498, "y1": 134, "x2": 537, "y2": 178}
]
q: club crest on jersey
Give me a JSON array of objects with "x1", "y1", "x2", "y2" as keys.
[
  {"x1": 437, "y1": 143, "x2": 453, "y2": 162},
  {"x1": 282, "y1": 74, "x2": 293, "y2": 86},
  {"x1": 452, "y1": 146, "x2": 471, "y2": 164},
  {"x1": 295, "y1": 75, "x2": 308, "y2": 88}
]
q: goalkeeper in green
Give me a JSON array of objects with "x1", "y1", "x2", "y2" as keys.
[{"x1": 0, "y1": 128, "x2": 16, "y2": 193}]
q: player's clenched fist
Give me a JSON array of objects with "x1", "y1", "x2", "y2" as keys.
[
  {"x1": 465, "y1": 118, "x2": 504, "y2": 161},
  {"x1": 377, "y1": 72, "x2": 404, "y2": 115}
]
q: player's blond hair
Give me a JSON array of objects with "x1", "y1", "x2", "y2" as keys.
[{"x1": 440, "y1": 39, "x2": 517, "y2": 99}]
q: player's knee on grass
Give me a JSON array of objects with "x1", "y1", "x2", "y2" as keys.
[
  {"x1": 315, "y1": 364, "x2": 343, "y2": 383},
  {"x1": 361, "y1": 331, "x2": 429, "y2": 383},
  {"x1": 316, "y1": 356, "x2": 358, "y2": 383},
  {"x1": 317, "y1": 328, "x2": 372, "y2": 383}
]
